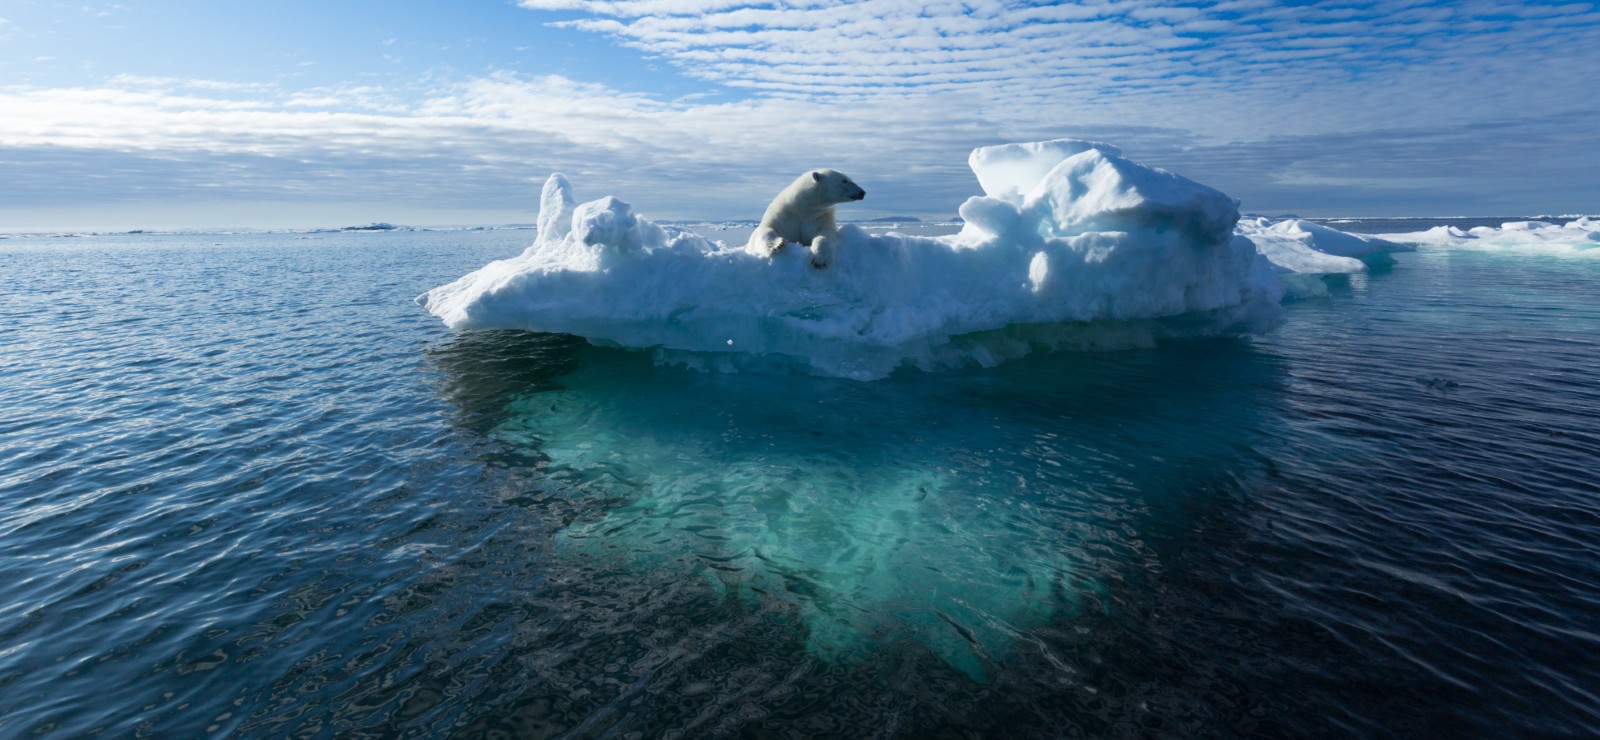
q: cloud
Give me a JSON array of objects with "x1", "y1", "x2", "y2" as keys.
[
  {"x1": 2, "y1": 2, "x2": 1599, "y2": 227},
  {"x1": 1147, "y1": 110, "x2": 1600, "y2": 215},
  {"x1": 104, "y1": 74, "x2": 273, "y2": 92},
  {"x1": 4, "y1": 66, "x2": 1597, "y2": 226},
  {"x1": 515, "y1": 0, "x2": 1600, "y2": 141},
  {"x1": 0, "y1": 73, "x2": 1001, "y2": 219}
]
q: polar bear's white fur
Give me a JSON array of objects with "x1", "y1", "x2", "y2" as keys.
[{"x1": 746, "y1": 169, "x2": 866, "y2": 269}]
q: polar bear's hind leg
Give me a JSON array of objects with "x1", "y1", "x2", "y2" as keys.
[{"x1": 747, "y1": 226, "x2": 787, "y2": 256}]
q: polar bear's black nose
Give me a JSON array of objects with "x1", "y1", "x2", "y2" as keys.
[{"x1": 852, "y1": 190, "x2": 866, "y2": 200}]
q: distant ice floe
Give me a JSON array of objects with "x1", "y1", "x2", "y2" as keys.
[
  {"x1": 1375, "y1": 217, "x2": 1600, "y2": 255},
  {"x1": 419, "y1": 139, "x2": 1406, "y2": 379},
  {"x1": 1238, "y1": 217, "x2": 1412, "y2": 298}
]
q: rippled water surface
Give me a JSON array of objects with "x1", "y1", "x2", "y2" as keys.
[{"x1": 2, "y1": 229, "x2": 1598, "y2": 737}]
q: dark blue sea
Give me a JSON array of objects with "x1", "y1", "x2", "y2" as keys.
[{"x1": 2, "y1": 223, "x2": 1597, "y2": 737}]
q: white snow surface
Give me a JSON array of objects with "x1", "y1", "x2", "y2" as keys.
[
  {"x1": 967, "y1": 139, "x2": 1122, "y2": 202},
  {"x1": 419, "y1": 140, "x2": 1378, "y2": 379},
  {"x1": 1238, "y1": 217, "x2": 1411, "y2": 275},
  {"x1": 1235, "y1": 217, "x2": 1415, "y2": 297},
  {"x1": 1376, "y1": 217, "x2": 1600, "y2": 254}
]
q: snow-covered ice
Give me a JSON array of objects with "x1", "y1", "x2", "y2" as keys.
[
  {"x1": 419, "y1": 139, "x2": 1412, "y2": 378},
  {"x1": 966, "y1": 139, "x2": 1122, "y2": 202},
  {"x1": 1237, "y1": 217, "x2": 1412, "y2": 297},
  {"x1": 1376, "y1": 217, "x2": 1600, "y2": 255},
  {"x1": 1239, "y1": 217, "x2": 1410, "y2": 271}
]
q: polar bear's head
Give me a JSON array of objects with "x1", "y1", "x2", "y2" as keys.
[{"x1": 809, "y1": 169, "x2": 866, "y2": 204}]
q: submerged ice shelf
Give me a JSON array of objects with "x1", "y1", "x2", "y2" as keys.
[{"x1": 419, "y1": 139, "x2": 1413, "y2": 379}]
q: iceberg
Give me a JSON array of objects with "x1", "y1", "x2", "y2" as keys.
[
  {"x1": 1239, "y1": 217, "x2": 1410, "y2": 271},
  {"x1": 1376, "y1": 217, "x2": 1600, "y2": 254},
  {"x1": 419, "y1": 139, "x2": 1291, "y2": 379},
  {"x1": 1237, "y1": 217, "x2": 1413, "y2": 297}
]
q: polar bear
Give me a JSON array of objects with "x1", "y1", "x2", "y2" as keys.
[{"x1": 746, "y1": 169, "x2": 866, "y2": 269}]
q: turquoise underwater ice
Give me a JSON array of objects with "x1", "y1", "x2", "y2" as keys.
[
  {"x1": 483, "y1": 342, "x2": 1274, "y2": 680},
  {"x1": 490, "y1": 368, "x2": 1072, "y2": 679}
]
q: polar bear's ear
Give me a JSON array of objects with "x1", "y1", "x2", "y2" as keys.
[{"x1": 812, "y1": 171, "x2": 823, "y2": 182}]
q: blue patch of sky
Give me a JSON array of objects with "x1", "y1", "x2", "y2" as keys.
[{"x1": 0, "y1": 0, "x2": 727, "y2": 103}]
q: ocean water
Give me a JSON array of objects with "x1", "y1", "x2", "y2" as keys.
[{"x1": 2, "y1": 226, "x2": 1598, "y2": 737}]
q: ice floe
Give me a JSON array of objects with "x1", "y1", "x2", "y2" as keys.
[
  {"x1": 1376, "y1": 217, "x2": 1600, "y2": 255},
  {"x1": 420, "y1": 140, "x2": 1311, "y2": 378},
  {"x1": 1237, "y1": 217, "x2": 1412, "y2": 297}
]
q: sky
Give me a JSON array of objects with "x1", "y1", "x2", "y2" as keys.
[{"x1": 1, "y1": 0, "x2": 1597, "y2": 230}]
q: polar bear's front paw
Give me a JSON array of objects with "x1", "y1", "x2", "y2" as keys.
[{"x1": 809, "y1": 236, "x2": 836, "y2": 270}]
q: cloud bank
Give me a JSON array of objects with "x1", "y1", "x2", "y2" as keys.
[{"x1": 2, "y1": 1, "x2": 1597, "y2": 229}]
